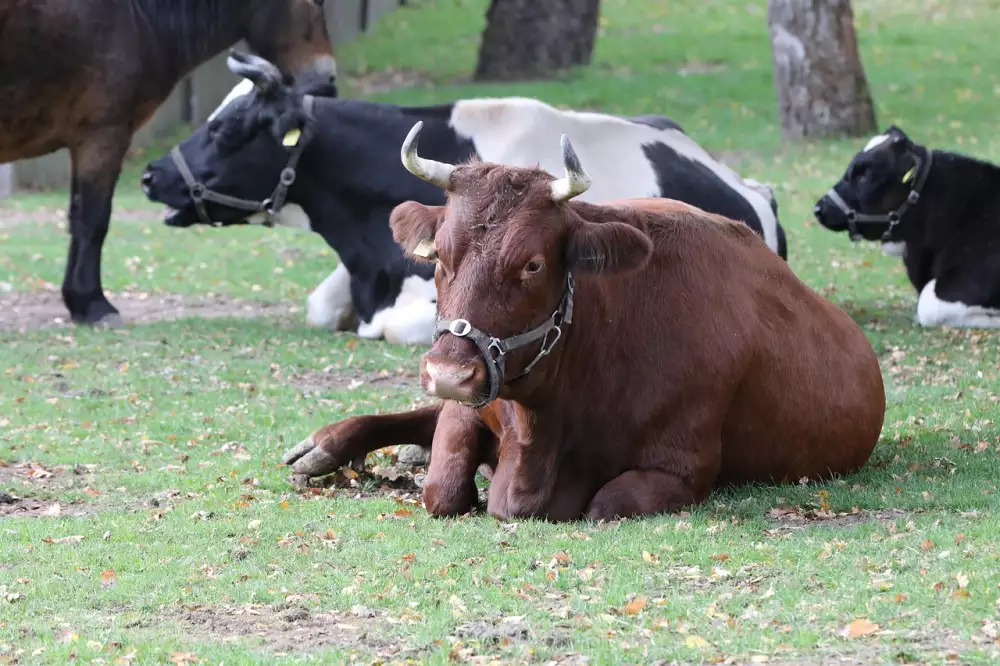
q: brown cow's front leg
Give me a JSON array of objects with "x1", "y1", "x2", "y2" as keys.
[
  {"x1": 486, "y1": 440, "x2": 561, "y2": 521},
  {"x1": 585, "y1": 470, "x2": 709, "y2": 521},
  {"x1": 423, "y1": 402, "x2": 493, "y2": 517},
  {"x1": 64, "y1": 129, "x2": 131, "y2": 326},
  {"x1": 283, "y1": 405, "x2": 441, "y2": 479}
]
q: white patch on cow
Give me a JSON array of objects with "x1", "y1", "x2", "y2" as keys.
[
  {"x1": 916, "y1": 279, "x2": 1000, "y2": 328},
  {"x1": 863, "y1": 134, "x2": 890, "y2": 152},
  {"x1": 882, "y1": 241, "x2": 906, "y2": 257},
  {"x1": 306, "y1": 263, "x2": 355, "y2": 330},
  {"x1": 209, "y1": 79, "x2": 255, "y2": 121},
  {"x1": 357, "y1": 276, "x2": 437, "y2": 346},
  {"x1": 448, "y1": 97, "x2": 780, "y2": 254},
  {"x1": 245, "y1": 204, "x2": 313, "y2": 230}
]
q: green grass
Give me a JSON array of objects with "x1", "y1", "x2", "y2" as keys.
[{"x1": 4, "y1": 0, "x2": 1000, "y2": 663}]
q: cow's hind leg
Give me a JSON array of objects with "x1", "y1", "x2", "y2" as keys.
[
  {"x1": 585, "y1": 470, "x2": 709, "y2": 521},
  {"x1": 283, "y1": 405, "x2": 442, "y2": 480},
  {"x1": 63, "y1": 129, "x2": 130, "y2": 326}
]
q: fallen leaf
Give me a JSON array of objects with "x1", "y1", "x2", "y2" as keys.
[
  {"x1": 623, "y1": 596, "x2": 647, "y2": 615},
  {"x1": 922, "y1": 539, "x2": 935, "y2": 551},
  {"x1": 956, "y1": 572, "x2": 969, "y2": 588},
  {"x1": 40, "y1": 503, "x2": 62, "y2": 517},
  {"x1": 847, "y1": 618, "x2": 880, "y2": 638},
  {"x1": 248, "y1": 520, "x2": 262, "y2": 530},
  {"x1": 684, "y1": 635, "x2": 709, "y2": 648},
  {"x1": 101, "y1": 569, "x2": 117, "y2": 588},
  {"x1": 393, "y1": 508, "x2": 413, "y2": 518},
  {"x1": 279, "y1": 500, "x2": 290, "y2": 510},
  {"x1": 642, "y1": 550, "x2": 658, "y2": 563},
  {"x1": 711, "y1": 553, "x2": 730, "y2": 562},
  {"x1": 43, "y1": 535, "x2": 84, "y2": 545},
  {"x1": 956, "y1": 533, "x2": 966, "y2": 546}
]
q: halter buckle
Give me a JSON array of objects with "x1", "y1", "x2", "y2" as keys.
[
  {"x1": 279, "y1": 167, "x2": 297, "y2": 187},
  {"x1": 448, "y1": 319, "x2": 473, "y2": 337},
  {"x1": 189, "y1": 183, "x2": 206, "y2": 201}
]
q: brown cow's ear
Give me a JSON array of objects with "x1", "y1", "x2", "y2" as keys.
[
  {"x1": 565, "y1": 219, "x2": 653, "y2": 274},
  {"x1": 390, "y1": 202, "x2": 444, "y2": 262}
]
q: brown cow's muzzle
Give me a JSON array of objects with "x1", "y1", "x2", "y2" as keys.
[{"x1": 420, "y1": 334, "x2": 490, "y2": 405}]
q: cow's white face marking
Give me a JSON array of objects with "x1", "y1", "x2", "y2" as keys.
[
  {"x1": 306, "y1": 263, "x2": 355, "y2": 331},
  {"x1": 882, "y1": 241, "x2": 906, "y2": 258},
  {"x1": 449, "y1": 97, "x2": 780, "y2": 254},
  {"x1": 863, "y1": 134, "x2": 890, "y2": 152},
  {"x1": 208, "y1": 79, "x2": 255, "y2": 121},
  {"x1": 356, "y1": 275, "x2": 437, "y2": 345},
  {"x1": 916, "y1": 279, "x2": 1000, "y2": 328}
]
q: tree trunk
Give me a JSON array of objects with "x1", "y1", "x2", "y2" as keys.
[
  {"x1": 474, "y1": 0, "x2": 601, "y2": 82},
  {"x1": 767, "y1": 0, "x2": 876, "y2": 139}
]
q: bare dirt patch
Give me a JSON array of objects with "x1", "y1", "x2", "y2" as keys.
[
  {"x1": 0, "y1": 461, "x2": 93, "y2": 518},
  {"x1": 765, "y1": 506, "x2": 910, "y2": 534},
  {"x1": 0, "y1": 290, "x2": 297, "y2": 333},
  {"x1": 282, "y1": 366, "x2": 420, "y2": 393},
  {"x1": 177, "y1": 602, "x2": 405, "y2": 658},
  {"x1": 345, "y1": 68, "x2": 441, "y2": 95}
]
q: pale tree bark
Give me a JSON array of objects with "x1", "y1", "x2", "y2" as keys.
[
  {"x1": 767, "y1": 0, "x2": 877, "y2": 139},
  {"x1": 474, "y1": 0, "x2": 601, "y2": 82}
]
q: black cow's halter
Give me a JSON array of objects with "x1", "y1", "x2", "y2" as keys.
[
  {"x1": 433, "y1": 273, "x2": 576, "y2": 409},
  {"x1": 168, "y1": 95, "x2": 316, "y2": 227},
  {"x1": 823, "y1": 149, "x2": 934, "y2": 242}
]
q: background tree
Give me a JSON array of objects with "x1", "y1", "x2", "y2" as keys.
[
  {"x1": 767, "y1": 0, "x2": 877, "y2": 139},
  {"x1": 474, "y1": 0, "x2": 601, "y2": 82}
]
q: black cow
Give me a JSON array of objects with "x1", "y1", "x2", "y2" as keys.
[
  {"x1": 814, "y1": 125, "x2": 1000, "y2": 328},
  {"x1": 0, "y1": 0, "x2": 337, "y2": 327},
  {"x1": 142, "y1": 54, "x2": 788, "y2": 345}
]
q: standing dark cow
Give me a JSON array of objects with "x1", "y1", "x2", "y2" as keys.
[
  {"x1": 141, "y1": 56, "x2": 788, "y2": 346},
  {"x1": 813, "y1": 125, "x2": 1000, "y2": 328},
  {"x1": 281, "y1": 124, "x2": 885, "y2": 521},
  {"x1": 0, "y1": 0, "x2": 337, "y2": 327}
]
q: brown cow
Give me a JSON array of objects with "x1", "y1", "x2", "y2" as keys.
[
  {"x1": 0, "y1": 0, "x2": 336, "y2": 327},
  {"x1": 283, "y1": 121, "x2": 886, "y2": 521}
]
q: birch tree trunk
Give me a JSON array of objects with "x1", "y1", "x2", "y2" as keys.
[
  {"x1": 474, "y1": 0, "x2": 601, "y2": 82},
  {"x1": 767, "y1": 0, "x2": 877, "y2": 139}
]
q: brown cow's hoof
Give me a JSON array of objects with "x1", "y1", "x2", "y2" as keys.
[{"x1": 282, "y1": 435, "x2": 340, "y2": 477}]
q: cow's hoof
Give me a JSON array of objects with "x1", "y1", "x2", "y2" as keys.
[
  {"x1": 93, "y1": 312, "x2": 125, "y2": 329},
  {"x1": 282, "y1": 435, "x2": 340, "y2": 477},
  {"x1": 396, "y1": 444, "x2": 430, "y2": 467}
]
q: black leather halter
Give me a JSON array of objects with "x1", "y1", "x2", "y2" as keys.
[
  {"x1": 433, "y1": 273, "x2": 575, "y2": 408},
  {"x1": 168, "y1": 95, "x2": 316, "y2": 227},
  {"x1": 823, "y1": 148, "x2": 933, "y2": 242}
]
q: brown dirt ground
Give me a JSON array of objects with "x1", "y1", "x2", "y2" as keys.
[
  {"x1": 282, "y1": 366, "x2": 421, "y2": 393},
  {"x1": 175, "y1": 602, "x2": 409, "y2": 658},
  {"x1": 0, "y1": 290, "x2": 297, "y2": 333},
  {"x1": 0, "y1": 460, "x2": 94, "y2": 518}
]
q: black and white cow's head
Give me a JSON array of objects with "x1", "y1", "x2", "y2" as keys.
[
  {"x1": 141, "y1": 51, "x2": 316, "y2": 230},
  {"x1": 813, "y1": 125, "x2": 929, "y2": 254}
]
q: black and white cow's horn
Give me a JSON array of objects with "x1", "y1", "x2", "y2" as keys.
[
  {"x1": 226, "y1": 49, "x2": 282, "y2": 94},
  {"x1": 550, "y1": 134, "x2": 592, "y2": 202},
  {"x1": 400, "y1": 121, "x2": 455, "y2": 190}
]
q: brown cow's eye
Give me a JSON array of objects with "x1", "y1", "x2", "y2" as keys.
[{"x1": 523, "y1": 259, "x2": 544, "y2": 276}]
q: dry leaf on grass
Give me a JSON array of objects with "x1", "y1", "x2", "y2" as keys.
[
  {"x1": 684, "y1": 635, "x2": 709, "y2": 648},
  {"x1": 623, "y1": 596, "x2": 647, "y2": 615},
  {"x1": 846, "y1": 618, "x2": 880, "y2": 638},
  {"x1": 101, "y1": 569, "x2": 117, "y2": 588}
]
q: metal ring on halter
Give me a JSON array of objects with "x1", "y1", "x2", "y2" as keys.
[
  {"x1": 190, "y1": 183, "x2": 206, "y2": 201},
  {"x1": 449, "y1": 319, "x2": 473, "y2": 337}
]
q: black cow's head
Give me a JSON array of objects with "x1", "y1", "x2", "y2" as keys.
[
  {"x1": 142, "y1": 51, "x2": 313, "y2": 228},
  {"x1": 813, "y1": 125, "x2": 926, "y2": 243}
]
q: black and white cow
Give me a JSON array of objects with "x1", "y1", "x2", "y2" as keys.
[
  {"x1": 142, "y1": 53, "x2": 788, "y2": 345},
  {"x1": 813, "y1": 125, "x2": 1000, "y2": 328}
]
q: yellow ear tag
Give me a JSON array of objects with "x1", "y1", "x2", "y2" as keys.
[
  {"x1": 413, "y1": 239, "x2": 436, "y2": 259},
  {"x1": 902, "y1": 166, "x2": 917, "y2": 184},
  {"x1": 282, "y1": 128, "x2": 302, "y2": 147}
]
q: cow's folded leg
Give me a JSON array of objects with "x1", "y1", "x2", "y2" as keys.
[
  {"x1": 283, "y1": 405, "x2": 441, "y2": 480},
  {"x1": 585, "y1": 469, "x2": 709, "y2": 521},
  {"x1": 423, "y1": 402, "x2": 491, "y2": 517}
]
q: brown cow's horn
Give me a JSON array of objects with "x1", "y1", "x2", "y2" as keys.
[
  {"x1": 550, "y1": 134, "x2": 592, "y2": 202},
  {"x1": 226, "y1": 50, "x2": 282, "y2": 94},
  {"x1": 400, "y1": 121, "x2": 455, "y2": 190}
]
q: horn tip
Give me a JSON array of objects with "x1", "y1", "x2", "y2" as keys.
[{"x1": 560, "y1": 134, "x2": 587, "y2": 182}]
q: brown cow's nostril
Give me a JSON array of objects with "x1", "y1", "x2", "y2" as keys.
[{"x1": 422, "y1": 360, "x2": 482, "y2": 402}]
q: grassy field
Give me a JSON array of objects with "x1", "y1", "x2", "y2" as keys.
[{"x1": 4, "y1": 0, "x2": 1000, "y2": 663}]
